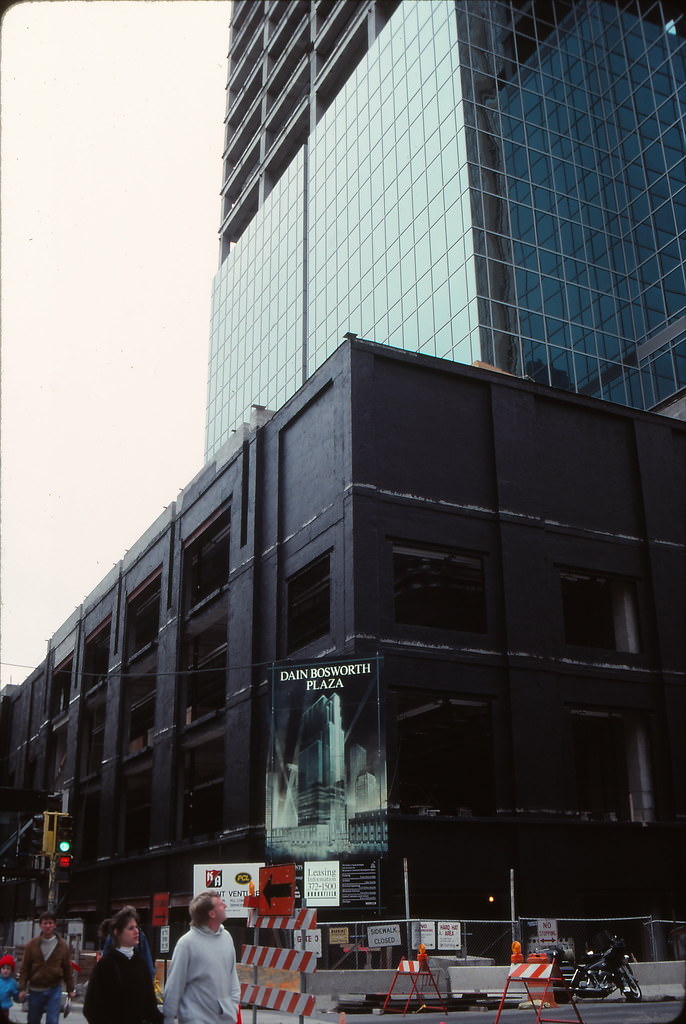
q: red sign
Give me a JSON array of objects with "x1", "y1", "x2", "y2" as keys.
[
  {"x1": 152, "y1": 891, "x2": 169, "y2": 927},
  {"x1": 258, "y1": 864, "x2": 295, "y2": 917}
]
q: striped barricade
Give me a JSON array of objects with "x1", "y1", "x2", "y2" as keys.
[
  {"x1": 382, "y1": 957, "x2": 447, "y2": 1014},
  {"x1": 241, "y1": 901, "x2": 318, "y2": 1018},
  {"x1": 240, "y1": 984, "x2": 316, "y2": 1017},
  {"x1": 246, "y1": 907, "x2": 317, "y2": 931},
  {"x1": 240, "y1": 945, "x2": 317, "y2": 974},
  {"x1": 396, "y1": 960, "x2": 422, "y2": 973},
  {"x1": 493, "y1": 959, "x2": 586, "y2": 1024}
]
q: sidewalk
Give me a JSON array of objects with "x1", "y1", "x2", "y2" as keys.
[{"x1": 9, "y1": 1003, "x2": 339, "y2": 1024}]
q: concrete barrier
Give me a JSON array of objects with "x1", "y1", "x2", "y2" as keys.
[
  {"x1": 305, "y1": 960, "x2": 685, "y2": 1008},
  {"x1": 633, "y1": 960, "x2": 686, "y2": 1001}
]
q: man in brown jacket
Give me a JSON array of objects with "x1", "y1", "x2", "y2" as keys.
[{"x1": 18, "y1": 912, "x2": 75, "y2": 1024}]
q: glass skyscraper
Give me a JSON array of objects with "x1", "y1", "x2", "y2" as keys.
[{"x1": 206, "y1": 0, "x2": 685, "y2": 458}]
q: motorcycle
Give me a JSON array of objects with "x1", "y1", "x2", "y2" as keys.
[{"x1": 570, "y1": 933, "x2": 642, "y2": 1002}]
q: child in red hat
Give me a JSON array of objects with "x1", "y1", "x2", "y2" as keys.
[{"x1": 0, "y1": 954, "x2": 19, "y2": 1024}]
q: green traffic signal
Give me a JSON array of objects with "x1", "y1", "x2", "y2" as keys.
[{"x1": 55, "y1": 813, "x2": 73, "y2": 858}]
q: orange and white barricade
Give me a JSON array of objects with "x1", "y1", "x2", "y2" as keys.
[
  {"x1": 240, "y1": 896, "x2": 318, "y2": 1018},
  {"x1": 382, "y1": 948, "x2": 447, "y2": 1015},
  {"x1": 493, "y1": 956, "x2": 585, "y2": 1024}
]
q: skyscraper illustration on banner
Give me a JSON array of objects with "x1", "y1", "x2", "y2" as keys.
[{"x1": 267, "y1": 660, "x2": 387, "y2": 861}]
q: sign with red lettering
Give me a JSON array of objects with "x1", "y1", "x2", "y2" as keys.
[{"x1": 258, "y1": 864, "x2": 295, "y2": 917}]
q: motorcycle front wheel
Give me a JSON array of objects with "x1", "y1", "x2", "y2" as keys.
[{"x1": 620, "y1": 969, "x2": 642, "y2": 1002}]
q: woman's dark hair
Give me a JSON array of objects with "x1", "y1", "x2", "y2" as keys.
[{"x1": 99, "y1": 905, "x2": 139, "y2": 940}]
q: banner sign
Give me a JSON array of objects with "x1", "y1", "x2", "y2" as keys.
[
  {"x1": 267, "y1": 657, "x2": 386, "y2": 864},
  {"x1": 193, "y1": 863, "x2": 264, "y2": 918}
]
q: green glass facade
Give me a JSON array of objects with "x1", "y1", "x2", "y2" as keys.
[{"x1": 206, "y1": 0, "x2": 685, "y2": 458}]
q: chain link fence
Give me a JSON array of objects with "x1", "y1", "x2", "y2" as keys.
[{"x1": 304, "y1": 916, "x2": 686, "y2": 969}]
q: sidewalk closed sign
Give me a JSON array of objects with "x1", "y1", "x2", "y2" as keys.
[{"x1": 368, "y1": 923, "x2": 402, "y2": 948}]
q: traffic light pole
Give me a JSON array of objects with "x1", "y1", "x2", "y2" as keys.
[{"x1": 47, "y1": 854, "x2": 58, "y2": 913}]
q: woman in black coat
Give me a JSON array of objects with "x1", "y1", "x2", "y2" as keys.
[{"x1": 84, "y1": 907, "x2": 162, "y2": 1024}]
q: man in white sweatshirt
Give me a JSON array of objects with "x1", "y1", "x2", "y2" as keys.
[{"x1": 163, "y1": 892, "x2": 241, "y2": 1024}]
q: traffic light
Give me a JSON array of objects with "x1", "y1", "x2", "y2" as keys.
[
  {"x1": 55, "y1": 813, "x2": 73, "y2": 880},
  {"x1": 29, "y1": 813, "x2": 47, "y2": 856},
  {"x1": 55, "y1": 813, "x2": 73, "y2": 856},
  {"x1": 42, "y1": 812, "x2": 58, "y2": 855}
]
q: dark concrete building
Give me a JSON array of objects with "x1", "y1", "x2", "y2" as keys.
[{"x1": 1, "y1": 340, "x2": 685, "y2": 942}]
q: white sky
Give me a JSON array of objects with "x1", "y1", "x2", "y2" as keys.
[{"x1": 1, "y1": 0, "x2": 232, "y2": 689}]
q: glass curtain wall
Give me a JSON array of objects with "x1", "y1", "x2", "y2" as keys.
[{"x1": 205, "y1": 0, "x2": 685, "y2": 458}]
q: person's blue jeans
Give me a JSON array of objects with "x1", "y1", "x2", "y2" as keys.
[{"x1": 28, "y1": 985, "x2": 62, "y2": 1024}]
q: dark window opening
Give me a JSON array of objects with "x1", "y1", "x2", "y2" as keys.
[
  {"x1": 287, "y1": 553, "x2": 331, "y2": 652},
  {"x1": 181, "y1": 739, "x2": 225, "y2": 839},
  {"x1": 80, "y1": 792, "x2": 101, "y2": 862},
  {"x1": 183, "y1": 508, "x2": 231, "y2": 612},
  {"x1": 393, "y1": 544, "x2": 487, "y2": 633},
  {"x1": 81, "y1": 701, "x2": 106, "y2": 775},
  {"x1": 123, "y1": 773, "x2": 151, "y2": 854},
  {"x1": 127, "y1": 689, "x2": 156, "y2": 755},
  {"x1": 572, "y1": 711, "x2": 628, "y2": 821},
  {"x1": 83, "y1": 621, "x2": 111, "y2": 689},
  {"x1": 560, "y1": 570, "x2": 640, "y2": 651},
  {"x1": 572, "y1": 709, "x2": 655, "y2": 822},
  {"x1": 47, "y1": 726, "x2": 68, "y2": 791},
  {"x1": 51, "y1": 660, "x2": 73, "y2": 717},
  {"x1": 391, "y1": 693, "x2": 495, "y2": 816},
  {"x1": 126, "y1": 578, "x2": 161, "y2": 659},
  {"x1": 182, "y1": 601, "x2": 228, "y2": 724}
]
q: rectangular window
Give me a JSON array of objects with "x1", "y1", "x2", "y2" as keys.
[
  {"x1": 127, "y1": 693, "x2": 155, "y2": 755},
  {"x1": 181, "y1": 600, "x2": 228, "y2": 724},
  {"x1": 560, "y1": 570, "x2": 640, "y2": 651},
  {"x1": 572, "y1": 709, "x2": 655, "y2": 822},
  {"x1": 181, "y1": 739, "x2": 225, "y2": 840},
  {"x1": 47, "y1": 725, "x2": 68, "y2": 791},
  {"x1": 393, "y1": 543, "x2": 487, "y2": 633},
  {"x1": 125, "y1": 575, "x2": 161, "y2": 659},
  {"x1": 123, "y1": 773, "x2": 151, "y2": 855},
  {"x1": 51, "y1": 658, "x2": 73, "y2": 717},
  {"x1": 393, "y1": 693, "x2": 495, "y2": 816},
  {"x1": 83, "y1": 620, "x2": 111, "y2": 690},
  {"x1": 182, "y1": 508, "x2": 231, "y2": 612},
  {"x1": 287, "y1": 553, "x2": 331, "y2": 652},
  {"x1": 81, "y1": 700, "x2": 106, "y2": 775}
]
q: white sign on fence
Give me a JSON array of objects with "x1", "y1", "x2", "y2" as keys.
[
  {"x1": 294, "y1": 928, "x2": 322, "y2": 957},
  {"x1": 367, "y1": 923, "x2": 402, "y2": 948},
  {"x1": 537, "y1": 918, "x2": 559, "y2": 944},
  {"x1": 411, "y1": 920, "x2": 436, "y2": 949},
  {"x1": 438, "y1": 921, "x2": 462, "y2": 949}
]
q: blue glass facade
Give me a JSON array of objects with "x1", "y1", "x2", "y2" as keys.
[
  {"x1": 206, "y1": 0, "x2": 685, "y2": 458},
  {"x1": 206, "y1": 152, "x2": 305, "y2": 457},
  {"x1": 460, "y1": 0, "x2": 686, "y2": 406}
]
